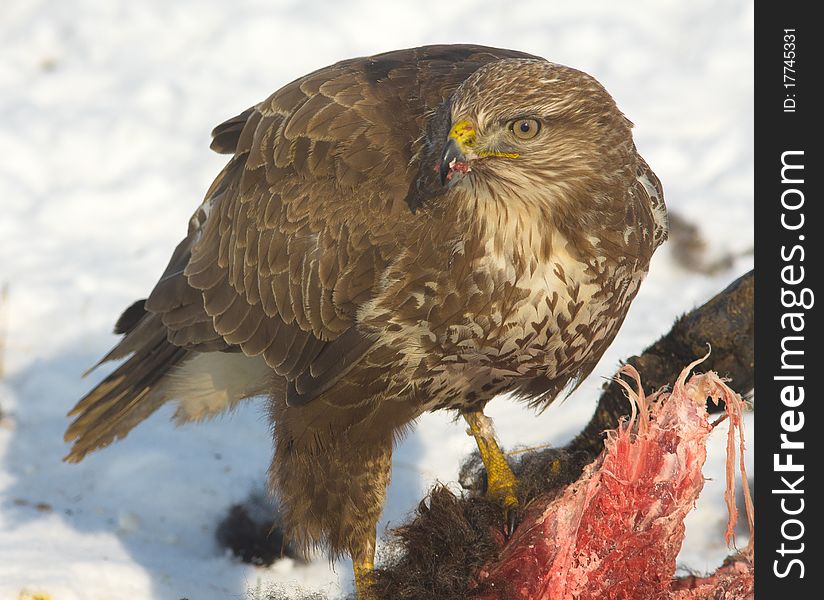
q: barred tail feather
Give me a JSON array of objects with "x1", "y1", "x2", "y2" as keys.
[{"x1": 65, "y1": 313, "x2": 187, "y2": 462}]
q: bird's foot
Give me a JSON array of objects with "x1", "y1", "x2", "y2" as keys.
[
  {"x1": 353, "y1": 556, "x2": 375, "y2": 599},
  {"x1": 463, "y1": 410, "x2": 520, "y2": 535}
]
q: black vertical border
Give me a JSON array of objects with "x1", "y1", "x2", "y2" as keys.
[{"x1": 755, "y1": 3, "x2": 822, "y2": 597}]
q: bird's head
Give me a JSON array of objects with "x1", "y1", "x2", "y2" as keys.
[{"x1": 435, "y1": 58, "x2": 636, "y2": 216}]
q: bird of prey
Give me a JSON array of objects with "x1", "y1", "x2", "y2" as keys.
[{"x1": 65, "y1": 44, "x2": 667, "y2": 596}]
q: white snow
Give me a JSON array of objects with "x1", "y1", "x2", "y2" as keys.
[{"x1": 1, "y1": 0, "x2": 753, "y2": 598}]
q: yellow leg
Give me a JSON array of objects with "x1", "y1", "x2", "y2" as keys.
[
  {"x1": 352, "y1": 533, "x2": 376, "y2": 599},
  {"x1": 463, "y1": 410, "x2": 519, "y2": 511},
  {"x1": 353, "y1": 557, "x2": 374, "y2": 599}
]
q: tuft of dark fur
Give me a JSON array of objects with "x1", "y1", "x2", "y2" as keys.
[
  {"x1": 370, "y1": 486, "x2": 505, "y2": 600},
  {"x1": 511, "y1": 446, "x2": 594, "y2": 505}
]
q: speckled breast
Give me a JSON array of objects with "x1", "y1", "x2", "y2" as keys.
[{"x1": 367, "y1": 234, "x2": 646, "y2": 413}]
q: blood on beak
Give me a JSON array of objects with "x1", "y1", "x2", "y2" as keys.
[{"x1": 439, "y1": 138, "x2": 470, "y2": 186}]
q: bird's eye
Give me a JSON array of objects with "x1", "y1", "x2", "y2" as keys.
[{"x1": 510, "y1": 118, "x2": 541, "y2": 140}]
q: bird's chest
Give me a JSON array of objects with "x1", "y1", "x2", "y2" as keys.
[{"x1": 375, "y1": 237, "x2": 635, "y2": 408}]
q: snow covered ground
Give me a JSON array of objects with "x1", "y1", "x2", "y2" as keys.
[{"x1": 1, "y1": 1, "x2": 753, "y2": 598}]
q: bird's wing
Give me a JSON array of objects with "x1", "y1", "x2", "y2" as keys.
[{"x1": 145, "y1": 45, "x2": 536, "y2": 405}]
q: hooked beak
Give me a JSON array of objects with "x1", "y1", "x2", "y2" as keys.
[{"x1": 439, "y1": 137, "x2": 466, "y2": 186}]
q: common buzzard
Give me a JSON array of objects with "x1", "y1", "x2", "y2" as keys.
[{"x1": 65, "y1": 44, "x2": 667, "y2": 596}]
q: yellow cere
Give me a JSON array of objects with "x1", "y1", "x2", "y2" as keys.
[
  {"x1": 448, "y1": 120, "x2": 519, "y2": 159},
  {"x1": 448, "y1": 120, "x2": 476, "y2": 149}
]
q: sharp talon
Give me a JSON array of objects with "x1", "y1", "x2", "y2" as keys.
[{"x1": 506, "y1": 505, "x2": 520, "y2": 538}]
